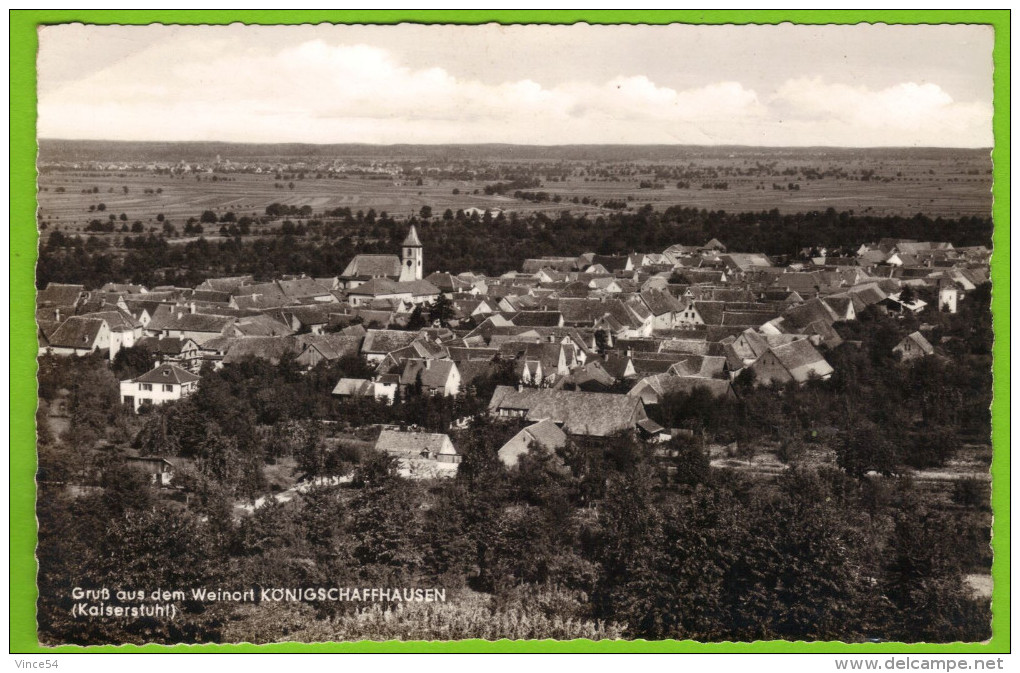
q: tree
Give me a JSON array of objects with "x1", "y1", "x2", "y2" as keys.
[
  {"x1": 665, "y1": 435, "x2": 711, "y2": 486},
  {"x1": 899, "y1": 284, "x2": 917, "y2": 305},
  {"x1": 111, "y1": 343, "x2": 154, "y2": 379},
  {"x1": 419, "y1": 205, "x2": 433, "y2": 221},
  {"x1": 406, "y1": 305, "x2": 427, "y2": 330},
  {"x1": 200, "y1": 210, "x2": 218, "y2": 224},
  {"x1": 836, "y1": 421, "x2": 898, "y2": 478},
  {"x1": 428, "y1": 294, "x2": 455, "y2": 327}
]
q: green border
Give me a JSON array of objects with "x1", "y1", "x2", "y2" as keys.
[{"x1": 10, "y1": 9, "x2": 1010, "y2": 654}]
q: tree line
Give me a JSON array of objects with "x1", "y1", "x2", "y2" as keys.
[{"x1": 37, "y1": 205, "x2": 992, "y2": 289}]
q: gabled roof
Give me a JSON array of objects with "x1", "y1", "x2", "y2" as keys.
[
  {"x1": 47, "y1": 316, "x2": 107, "y2": 348},
  {"x1": 38, "y1": 283, "x2": 87, "y2": 308},
  {"x1": 296, "y1": 333, "x2": 364, "y2": 360},
  {"x1": 362, "y1": 329, "x2": 421, "y2": 354},
  {"x1": 78, "y1": 308, "x2": 141, "y2": 331},
  {"x1": 780, "y1": 297, "x2": 839, "y2": 331},
  {"x1": 498, "y1": 419, "x2": 568, "y2": 468},
  {"x1": 197, "y1": 276, "x2": 255, "y2": 293},
  {"x1": 376, "y1": 430, "x2": 455, "y2": 457},
  {"x1": 233, "y1": 314, "x2": 294, "y2": 337},
  {"x1": 764, "y1": 340, "x2": 833, "y2": 382},
  {"x1": 628, "y1": 373, "x2": 736, "y2": 401},
  {"x1": 332, "y1": 378, "x2": 376, "y2": 397},
  {"x1": 277, "y1": 278, "x2": 333, "y2": 299},
  {"x1": 897, "y1": 331, "x2": 935, "y2": 355},
  {"x1": 510, "y1": 311, "x2": 563, "y2": 327},
  {"x1": 221, "y1": 336, "x2": 302, "y2": 365},
  {"x1": 488, "y1": 385, "x2": 646, "y2": 437},
  {"x1": 136, "y1": 336, "x2": 197, "y2": 355},
  {"x1": 341, "y1": 255, "x2": 402, "y2": 279},
  {"x1": 692, "y1": 301, "x2": 726, "y2": 326}
]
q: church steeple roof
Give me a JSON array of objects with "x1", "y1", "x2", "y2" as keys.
[{"x1": 403, "y1": 224, "x2": 422, "y2": 247}]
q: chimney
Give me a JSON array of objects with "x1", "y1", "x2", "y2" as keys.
[
  {"x1": 54, "y1": 308, "x2": 60, "y2": 322},
  {"x1": 190, "y1": 302, "x2": 196, "y2": 314}
]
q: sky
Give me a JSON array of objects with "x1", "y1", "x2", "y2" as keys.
[{"x1": 36, "y1": 23, "x2": 995, "y2": 147}]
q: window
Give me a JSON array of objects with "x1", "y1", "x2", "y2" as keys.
[
  {"x1": 163, "y1": 384, "x2": 174, "y2": 392},
  {"x1": 140, "y1": 383, "x2": 152, "y2": 391}
]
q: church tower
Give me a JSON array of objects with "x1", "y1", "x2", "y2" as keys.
[{"x1": 399, "y1": 224, "x2": 423, "y2": 282}]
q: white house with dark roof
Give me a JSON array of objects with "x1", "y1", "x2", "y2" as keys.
[
  {"x1": 120, "y1": 363, "x2": 200, "y2": 412},
  {"x1": 44, "y1": 316, "x2": 112, "y2": 358}
]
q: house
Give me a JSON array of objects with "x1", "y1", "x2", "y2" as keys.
[
  {"x1": 229, "y1": 282, "x2": 291, "y2": 310},
  {"x1": 145, "y1": 307, "x2": 236, "y2": 343},
  {"x1": 346, "y1": 278, "x2": 441, "y2": 307},
  {"x1": 677, "y1": 300, "x2": 725, "y2": 328},
  {"x1": 361, "y1": 329, "x2": 422, "y2": 363},
  {"x1": 938, "y1": 284, "x2": 960, "y2": 314},
  {"x1": 101, "y1": 283, "x2": 148, "y2": 295},
  {"x1": 135, "y1": 336, "x2": 201, "y2": 371},
  {"x1": 639, "y1": 289, "x2": 684, "y2": 328},
  {"x1": 232, "y1": 314, "x2": 294, "y2": 338},
  {"x1": 498, "y1": 419, "x2": 568, "y2": 468},
  {"x1": 120, "y1": 363, "x2": 200, "y2": 412},
  {"x1": 125, "y1": 456, "x2": 174, "y2": 487},
  {"x1": 196, "y1": 275, "x2": 254, "y2": 294},
  {"x1": 498, "y1": 341, "x2": 578, "y2": 385},
  {"x1": 37, "y1": 282, "x2": 89, "y2": 309},
  {"x1": 398, "y1": 359, "x2": 462, "y2": 397},
  {"x1": 748, "y1": 339, "x2": 833, "y2": 386},
  {"x1": 375, "y1": 429, "x2": 460, "y2": 463},
  {"x1": 894, "y1": 331, "x2": 935, "y2": 361},
  {"x1": 339, "y1": 254, "x2": 402, "y2": 288},
  {"x1": 488, "y1": 385, "x2": 647, "y2": 437},
  {"x1": 220, "y1": 336, "x2": 302, "y2": 365},
  {"x1": 295, "y1": 333, "x2": 364, "y2": 368},
  {"x1": 273, "y1": 305, "x2": 336, "y2": 334},
  {"x1": 627, "y1": 373, "x2": 737, "y2": 405},
  {"x1": 276, "y1": 277, "x2": 336, "y2": 303},
  {"x1": 332, "y1": 377, "x2": 397, "y2": 404},
  {"x1": 881, "y1": 292, "x2": 928, "y2": 314},
  {"x1": 43, "y1": 316, "x2": 112, "y2": 357}
]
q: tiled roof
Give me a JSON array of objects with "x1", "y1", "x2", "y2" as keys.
[
  {"x1": 341, "y1": 255, "x2": 402, "y2": 279},
  {"x1": 488, "y1": 386, "x2": 646, "y2": 437},
  {"x1": 47, "y1": 316, "x2": 106, "y2": 348},
  {"x1": 133, "y1": 363, "x2": 200, "y2": 385}
]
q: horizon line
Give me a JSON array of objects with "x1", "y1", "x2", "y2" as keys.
[{"x1": 37, "y1": 138, "x2": 993, "y2": 151}]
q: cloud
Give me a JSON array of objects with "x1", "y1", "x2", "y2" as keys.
[
  {"x1": 771, "y1": 77, "x2": 992, "y2": 146},
  {"x1": 37, "y1": 38, "x2": 991, "y2": 147}
]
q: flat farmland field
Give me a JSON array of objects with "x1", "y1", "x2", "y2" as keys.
[{"x1": 35, "y1": 144, "x2": 993, "y2": 238}]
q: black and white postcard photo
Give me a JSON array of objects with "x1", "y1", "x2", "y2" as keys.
[{"x1": 33, "y1": 22, "x2": 995, "y2": 646}]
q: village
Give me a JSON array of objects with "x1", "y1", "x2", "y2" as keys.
[{"x1": 36, "y1": 222, "x2": 991, "y2": 483}]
